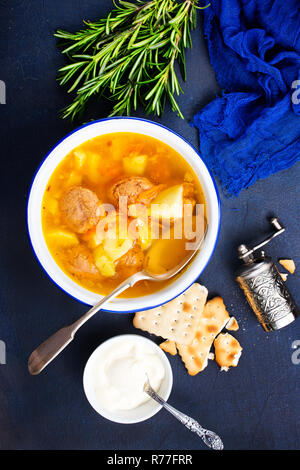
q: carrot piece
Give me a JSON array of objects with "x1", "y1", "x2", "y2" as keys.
[{"x1": 81, "y1": 227, "x2": 96, "y2": 241}]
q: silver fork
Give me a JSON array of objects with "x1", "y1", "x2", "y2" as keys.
[{"x1": 144, "y1": 376, "x2": 224, "y2": 450}]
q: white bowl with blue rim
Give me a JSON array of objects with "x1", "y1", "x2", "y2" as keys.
[{"x1": 27, "y1": 117, "x2": 220, "y2": 312}]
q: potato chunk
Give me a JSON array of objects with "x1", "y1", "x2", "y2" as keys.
[
  {"x1": 47, "y1": 230, "x2": 79, "y2": 247},
  {"x1": 151, "y1": 185, "x2": 183, "y2": 220},
  {"x1": 93, "y1": 246, "x2": 116, "y2": 277},
  {"x1": 65, "y1": 171, "x2": 82, "y2": 188},
  {"x1": 135, "y1": 218, "x2": 152, "y2": 250},
  {"x1": 103, "y1": 237, "x2": 133, "y2": 262},
  {"x1": 123, "y1": 154, "x2": 148, "y2": 176},
  {"x1": 73, "y1": 150, "x2": 87, "y2": 169},
  {"x1": 44, "y1": 196, "x2": 59, "y2": 216},
  {"x1": 145, "y1": 238, "x2": 187, "y2": 274},
  {"x1": 85, "y1": 152, "x2": 101, "y2": 183}
]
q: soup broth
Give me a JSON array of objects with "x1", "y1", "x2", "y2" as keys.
[{"x1": 42, "y1": 133, "x2": 206, "y2": 297}]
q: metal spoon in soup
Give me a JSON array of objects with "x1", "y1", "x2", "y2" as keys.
[{"x1": 28, "y1": 230, "x2": 206, "y2": 375}]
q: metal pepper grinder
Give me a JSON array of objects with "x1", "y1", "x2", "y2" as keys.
[{"x1": 236, "y1": 217, "x2": 298, "y2": 332}]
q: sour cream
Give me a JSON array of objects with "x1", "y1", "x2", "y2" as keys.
[{"x1": 91, "y1": 336, "x2": 165, "y2": 411}]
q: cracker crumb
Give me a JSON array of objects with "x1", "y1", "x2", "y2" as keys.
[
  {"x1": 279, "y1": 259, "x2": 295, "y2": 274},
  {"x1": 226, "y1": 316, "x2": 239, "y2": 331}
]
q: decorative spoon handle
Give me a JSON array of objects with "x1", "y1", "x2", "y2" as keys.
[{"x1": 144, "y1": 381, "x2": 223, "y2": 450}]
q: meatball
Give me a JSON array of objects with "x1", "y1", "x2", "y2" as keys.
[
  {"x1": 60, "y1": 186, "x2": 100, "y2": 234},
  {"x1": 117, "y1": 243, "x2": 144, "y2": 278},
  {"x1": 108, "y1": 176, "x2": 153, "y2": 206},
  {"x1": 64, "y1": 245, "x2": 99, "y2": 277}
]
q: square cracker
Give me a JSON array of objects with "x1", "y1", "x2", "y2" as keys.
[
  {"x1": 177, "y1": 297, "x2": 230, "y2": 375},
  {"x1": 133, "y1": 283, "x2": 208, "y2": 345}
]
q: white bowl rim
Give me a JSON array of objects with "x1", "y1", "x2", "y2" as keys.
[
  {"x1": 82, "y1": 334, "x2": 173, "y2": 424},
  {"x1": 27, "y1": 116, "x2": 221, "y2": 312}
]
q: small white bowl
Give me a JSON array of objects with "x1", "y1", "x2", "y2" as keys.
[
  {"x1": 83, "y1": 334, "x2": 173, "y2": 424},
  {"x1": 27, "y1": 117, "x2": 220, "y2": 311}
]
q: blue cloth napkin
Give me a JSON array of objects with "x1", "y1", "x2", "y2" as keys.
[{"x1": 193, "y1": 0, "x2": 300, "y2": 195}]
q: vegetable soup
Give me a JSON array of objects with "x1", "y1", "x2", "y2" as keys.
[{"x1": 42, "y1": 133, "x2": 206, "y2": 297}]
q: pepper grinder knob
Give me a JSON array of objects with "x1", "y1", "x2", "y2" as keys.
[
  {"x1": 270, "y1": 217, "x2": 283, "y2": 231},
  {"x1": 238, "y1": 217, "x2": 285, "y2": 261}
]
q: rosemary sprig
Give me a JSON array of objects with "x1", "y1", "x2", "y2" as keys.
[{"x1": 55, "y1": 0, "x2": 210, "y2": 120}]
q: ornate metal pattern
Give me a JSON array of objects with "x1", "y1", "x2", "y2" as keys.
[
  {"x1": 237, "y1": 264, "x2": 296, "y2": 330},
  {"x1": 144, "y1": 377, "x2": 224, "y2": 450}
]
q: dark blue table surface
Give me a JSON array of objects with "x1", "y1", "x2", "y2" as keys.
[{"x1": 0, "y1": 0, "x2": 299, "y2": 451}]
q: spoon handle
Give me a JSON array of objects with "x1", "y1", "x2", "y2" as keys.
[
  {"x1": 71, "y1": 271, "x2": 144, "y2": 333},
  {"x1": 145, "y1": 388, "x2": 223, "y2": 450},
  {"x1": 28, "y1": 271, "x2": 145, "y2": 375}
]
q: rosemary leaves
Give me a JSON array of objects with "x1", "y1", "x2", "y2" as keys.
[{"x1": 55, "y1": 0, "x2": 210, "y2": 120}]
